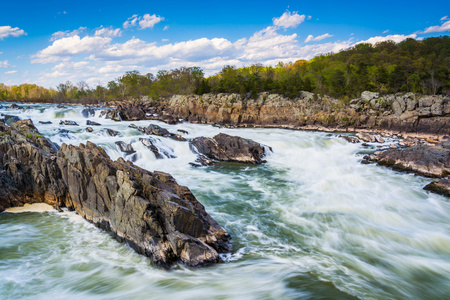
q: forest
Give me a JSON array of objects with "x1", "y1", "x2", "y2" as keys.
[{"x1": 1, "y1": 36, "x2": 449, "y2": 104}]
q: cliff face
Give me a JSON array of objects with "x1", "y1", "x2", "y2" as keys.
[
  {"x1": 0, "y1": 119, "x2": 231, "y2": 267},
  {"x1": 156, "y1": 92, "x2": 450, "y2": 136}
]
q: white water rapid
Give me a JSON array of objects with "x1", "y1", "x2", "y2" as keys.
[{"x1": 0, "y1": 103, "x2": 449, "y2": 300}]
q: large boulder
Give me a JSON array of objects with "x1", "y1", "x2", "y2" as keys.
[
  {"x1": 190, "y1": 133, "x2": 271, "y2": 164},
  {"x1": 370, "y1": 144, "x2": 450, "y2": 178},
  {"x1": 0, "y1": 119, "x2": 231, "y2": 268}
]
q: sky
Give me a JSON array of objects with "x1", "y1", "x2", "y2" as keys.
[{"x1": 0, "y1": 0, "x2": 449, "y2": 89}]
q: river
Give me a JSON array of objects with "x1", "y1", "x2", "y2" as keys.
[{"x1": 0, "y1": 103, "x2": 449, "y2": 300}]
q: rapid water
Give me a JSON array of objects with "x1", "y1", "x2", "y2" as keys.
[{"x1": 1, "y1": 103, "x2": 449, "y2": 300}]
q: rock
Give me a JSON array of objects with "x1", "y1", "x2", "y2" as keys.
[
  {"x1": 115, "y1": 141, "x2": 135, "y2": 154},
  {"x1": 424, "y1": 178, "x2": 450, "y2": 197},
  {"x1": 355, "y1": 132, "x2": 384, "y2": 143},
  {"x1": 178, "y1": 129, "x2": 189, "y2": 134},
  {"x1": 140, "y1": 137, "x2": 176, "y2": 159},
  {"x1": 57, "y1": 104, "x2": 67, "y2": 109},
  {"x1": 361, "y1": 91, "x2": 379, "y2": 102},
  {"x1": 59, "y1": 120, "x2": 79, "y2": 126},
  {"x1": 439, "y1": 140, "x2": 450, "y2": 149},
  {"x1": 86, "y1": 120, "x2": 101, "y2": 126},
  {"x1": 81, "y1": 107, "x2": 95, "y2": 118},
  {"x1": 1, "y1": 114, "x2": 20, "y2": 126},
  {"x1": 0, "y1": 120, "x2": 231, "y2": 267},
  {"x1": 106, "y1": 128, "x2": 119, "y2": 137},
  {"x1": 392, "y1": 98, "x2": 406, "y2": 114},
  {"x1": 339, "y1": 135, "x2": 359, "y2": 143},
  {"x1": 86, "y1": 127, "x2": 93, "y2": 133},
  {"x1": 190, "y1": 133, "x2": 271, "y2": 164},
  {"x1": 370, "y1": 144, "x2": 450, "y2": 178},
  {"x1": 145, "y1": 124, "x2": 171, "y2": 136},
  {"x1": 39, "y1": 121, "x2": 52, "y2": 124},
  {"x1": 190, "y1": 155, "x2": 218, "y2": 167},
  {"x1": 170, "y1": 134, "x2": 187, "y2": 142},
  {"x1": 8, "y1": 104, "x2": 20, "y2": 109}
]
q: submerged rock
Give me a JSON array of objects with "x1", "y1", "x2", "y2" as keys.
[
  {"x1": 86, "y1": 127, "x2": 93, "y2": 132},
  {"x1": 39, "y1": 121, "x2": 52, "y2": 124},
  {"x1": 190, "y1": 133, "x2": 271, "y2": 164},
  {"x1": 0, "y1": 119, "x2": 231, "y2": 268}
]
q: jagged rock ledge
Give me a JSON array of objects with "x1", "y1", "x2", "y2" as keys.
[{"x1": 0, "y1": 119, "x2": 231, "y2": 268}]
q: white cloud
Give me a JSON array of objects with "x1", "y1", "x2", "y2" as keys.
[
  {"x1": 95, "y1": 27, "x2": 122, "y2": 37},
  {"x1": 0, "y1": 26, "x2": 27, "y2": 40},
  {"x1": 357, "y1": 33, "x2": 417, "y2": 45},
  {"x1": 163, "y1": 25, "x2": 169, "y2": 31},
  {"x1": 51, "y1": 27, "x2": 86, "y2": 41},
  {"x1": 383, "y1": 29, "x2": 389, "y2": 34},
  {"x1": 123, "y1": 14, "x2": 164, "y2": 30},
  {"x1": 423, "y1": 20, "x2": 450, "y2": 33},
  {"x1": 139, "y1": 14, "x2": 164, "y2": 29},
  {"x1": 33, "y1": 35, "x2": 112, "y2": 63},
  {"x1": 273, "y1": 11, "x2": 306, "y2": 29},
  {"x1": 304, "y1": 33, "x2": 333, "y2": 43},
  {"x1": 4, "y1": 70, "x2": 17, "y2": 74},
  {"x1": 123, "y1": 14, "x2": 139, "y2": 28},
  {"x1": 440, "y1": 16, "x2": 449, "y2": 22},
  {"x1": 162, "y1": 38, "x2": 169, "y2": 42},
  {"x1": 0, "y1": 60, "x2": 9, "y2": 67}
]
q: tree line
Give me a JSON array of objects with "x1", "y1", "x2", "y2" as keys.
[{"x1": 1, "y1": 36, "x2": 449, "y2": 104}]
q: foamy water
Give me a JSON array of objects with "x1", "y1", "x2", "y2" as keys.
[{"x1": 1, "y1": 102, "x2": 449, "y2": 299}]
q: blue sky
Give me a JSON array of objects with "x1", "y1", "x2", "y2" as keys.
[{"x1": 1, "y1": 0, "x2": 449, "y2": 88}]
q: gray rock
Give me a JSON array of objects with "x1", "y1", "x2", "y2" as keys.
[
  {"x1": 59, "y1": 120, "x2": 79, "y2": 126},
  {"x1": 190, "y1": 133, "x2": 271, "y2": 164},
  {"x1": 81, "y1": 108, "x2": 95, "y2": 118},
  {"x1": 106, "y1": 128, "x2": 119, "y2": 136},
  {"x1": 424, "y1": 178, "x2": 450, "y2": 197},
  {"x1": 370, "y1": 144, "x2": 450, "y2": 178},
  {"x1": 86, "y1": 120, "x2": 101, "y2": 126},
  {"x1": 115, "y1": 141, "x2": 135, "y2": 154},
  {"x1": 1, "y1": 114, "x2": 20, "y2": 126},
  {"x1": 361, "y1": 91, "x2": 379, "y2": 102}
]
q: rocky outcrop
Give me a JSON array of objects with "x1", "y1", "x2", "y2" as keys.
[
  {"x1": 369, "y1": 144, "x2": 450, "y2": 178},
  {"x1": 190, "y1": 133, "x2": 271, "y2": 164},
  {"x1": 155, "y1": 92, "x2": 450, "y2": 137},
  {"x1": 0, "y1": 120, "x2": 65, "y2": 211},
  {"x1": 0, "y1": 119, "x2": 231, "y2": 267}
]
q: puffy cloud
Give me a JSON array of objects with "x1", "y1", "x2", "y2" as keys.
[
  {"x1": 32, "y1": 35, "x2": 112, "y2": 63},
  {"x1": 4, "y1": 70, "x2": 17, "y2": 74},
  {"x1": 0, "y1": 60, "x2": 10, "y2": 67},
  {"x1": 304, "y1": 33, "x2": 333, "y2": 43},
  {"x1": 95, "y1": 27, "x2": 122, "y2": 37},
  {"x1": 123, "y1": 14, "x2": 164, "y2": 30},
  {"x1": 273, "y1": 11, "x2": 306, "y2": 29},
  {"x1": 51, "y1": 27, "x2": 86, "y2": 41},
  {"x1": 139, "y1": 14, "x2": 164, "y2": 29},
  {"x1": 357, "y1": 33, "x2": 417, "y2": 45},
  {"x1": 423, "y1": 20, "x2": 450, "y2": 33},
  {"x1": 0, "y1": 26, "x2": 26, "y2": 40}
]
